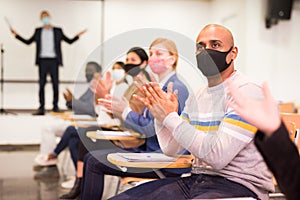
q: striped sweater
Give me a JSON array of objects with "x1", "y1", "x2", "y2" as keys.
[{"x1": 155, "y1": 71, "x2": 274, "y2": 200}]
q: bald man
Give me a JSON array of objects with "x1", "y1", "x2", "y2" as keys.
[{"x1": 111, "y1": 24, "x2": 274, "y2": 200}]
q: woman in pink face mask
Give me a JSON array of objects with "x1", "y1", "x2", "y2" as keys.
[
  {"x1": 146, "y1": 38, "x2": 189, "y2": 115},
  {"x1": 148, "y1": 38, "x2": 178, "y2": 83}
]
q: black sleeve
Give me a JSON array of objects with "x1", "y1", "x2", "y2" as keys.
[
  {"x1": 15, "y1": 31, "x2": 36, "y2": 45},
  {"x1": 60, "y1": 28, "x2": 79, "y2": 44},
  {"x1": 254, "y1": 122, "x2": 300, "y2": 200}
]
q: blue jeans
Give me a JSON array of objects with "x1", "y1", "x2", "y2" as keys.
[
  {"x1": 109, "y1": 174, "x2": 258, "y2": 200},
  {"x1": 53, "y1": 126, "x2": 79, "y2": 169}
]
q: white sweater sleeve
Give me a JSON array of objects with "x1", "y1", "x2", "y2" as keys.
[{"x1": 155, "y1": 112, "x2": 185, "y2": 156}]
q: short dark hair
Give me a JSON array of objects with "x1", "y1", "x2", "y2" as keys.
[
  {"x1": 87, "y1": 61, "x2": 102, "y2": 74},
  {"x1": 115, "y1": 61, "x2": 125, "y2": 69}
]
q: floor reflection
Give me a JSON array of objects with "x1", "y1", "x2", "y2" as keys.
[
  {"x1": 0, "y1": 178, "x2": 62, "y2": 200},
  {"x1": 0, "y1": 146, "x2": 70, "y2": 200}
]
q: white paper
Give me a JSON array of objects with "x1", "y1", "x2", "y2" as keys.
[
  {"x1": 96, "y1": 130, "x2": 131, "y2": 136},
  {"x1": 116, "y1": 153, "x2": 176, "y2": 162},
  {"x1": 68, "y1": 114, "x2": 93, "y2": 119},
  {"x1": 74, "y1": 121, "x2": 98, "y2": 126}
]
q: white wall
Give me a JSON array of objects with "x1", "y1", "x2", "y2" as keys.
[
  {"x1": 96, "y1": 0, "x2": 214, "y2": 94},
  {"x1": 1, "y1": 0, "x2": 300, "y2": 109},
  {"x1": 103, "y1": 0, "x2": 210, "y2": 40},
  {"x1": 244, "y1": 0, "x2": 300, "y2": 103}
]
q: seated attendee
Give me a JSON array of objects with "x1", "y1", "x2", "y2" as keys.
[
  {"x1": 110, "y1": 61, "x2": 128, "y2": 98},
  {"x1": 112, "y1": 24, "x2": 274, "y2": 200},
  {"x1": 122, "y1": 47, "x2": 152, "y2": 115},
  {"x1": 37, "y1": 62, "x2": 127, "y2": 190},
  {"x1": 34, "y1": 62, "x2": 102, "y2": 171},
  {"x1": 79, "y1": 38, "x2": 190, "y2": 200},
  {"x1": 58, "y1": 47, "x2": 150, "y2": 199},
  {"x1": 94, "y1": 61, "x2": 129, "y2": 126},
  {"x1": 226, "y1": 80, "x2": 300, "y2": 200}
]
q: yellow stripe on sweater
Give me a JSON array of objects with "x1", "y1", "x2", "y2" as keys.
[
  {"x1": 194, "y1": 125, "x2": 219, "y2": 131},
  {"x1": 223, "y1": 118, "x2": 257, "y2": 133},
  {"x1": 181, "y1": 115, "x2": 190, "y2": 123}
]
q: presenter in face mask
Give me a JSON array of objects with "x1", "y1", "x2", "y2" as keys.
[{"x1": 10, "y1": 10, "x2": 86, "y2": 115}]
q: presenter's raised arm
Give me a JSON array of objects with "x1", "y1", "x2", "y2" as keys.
[
  {"x1": 10, "y1": 28, "x2": 17, "y2": 36},
  {"x1": 60, "y1": 28, "x2": 83, "y2": 44},
  {"x1": 76, "y1": 29, "x2": 87, "y2": 37},
  {"x1": 13, "y1": 29, "x2": 36, "y2": 45}
]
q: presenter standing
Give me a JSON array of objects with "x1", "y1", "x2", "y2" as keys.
[{"x1": 10, "y1": 10, "x2": 86, "y2": 115}]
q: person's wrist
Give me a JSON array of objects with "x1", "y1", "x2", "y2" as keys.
[
  {"x1": 264, "y1": 117, "x2": 281, "y2": 137},
  {"x1": 121, "y1": 106, "x2": 132, "y2": 120}
]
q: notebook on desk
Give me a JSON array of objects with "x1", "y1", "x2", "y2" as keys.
[
  {"x1": 96, "y1": 130, "x2": 132, "y2": 137},
  {"x1": 116, "y1": 153, "x2": 176, "y2": 162}
]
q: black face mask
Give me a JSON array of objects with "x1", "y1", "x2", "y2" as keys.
[
  {"x1": 85, "y1": 74, "x2": 94, "y2": 82},
  {"x1": 124, "y1": 63, "x2": 142, "y2": 77},
  {"x1": 196, "y1": 47, "x2": 233, "y2": 77}
]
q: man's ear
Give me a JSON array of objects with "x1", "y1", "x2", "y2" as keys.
[{"x1": 228, "y1": 46, "x2": 238, "y2": 63}]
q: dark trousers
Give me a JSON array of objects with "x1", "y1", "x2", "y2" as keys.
[
  {"x1": 77, "y1": 126, "x2": 116, "y2": 162},
  {"x1": 38, "y1": 58, "x2": 59, "y2": 109},
  {"x1": 110, "y1": 174, "x2": 259, "y2": 200},
  {"x1": 64, "y1": 126, "x2": 115, "y2": 169},
  {"x1": 53, "y1": 126, "x2": 80, "y2": 169}
]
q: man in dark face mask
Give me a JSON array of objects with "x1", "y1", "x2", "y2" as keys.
[
  {"x1": 85, "y1": 62, "x2": 102, "y2": 82},
  {"x1": 64, "y1": 61, "x2": 102, "y2": 112},
  {"x1": 195, "y1": 25, "x2": 237, "y2": 86}
]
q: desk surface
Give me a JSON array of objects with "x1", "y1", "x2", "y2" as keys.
[
  {"x1": 71, "y1": 120, "x2": 98, "y2": 128},
  {"x1": 50, "y1": 111, "x2": 97, "y2": 121},
  {"x1": 107, "y1": 153, "x2": 193, "y2": 169},
  {"x1": 87, "y1": 130, "x2": 144, "y2": 141},
  {"x1": 63, "y1": 116, "x2": 97, "y2": 121},
  {"x1": 49, "y1": 111, "x2": 73, "y2": 117}
]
